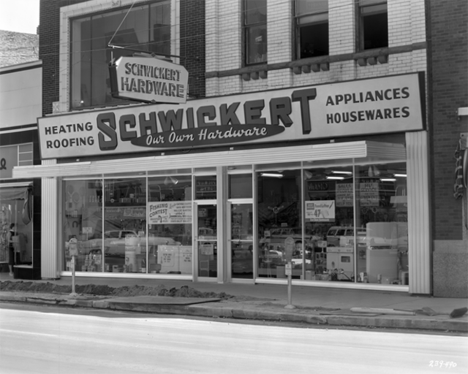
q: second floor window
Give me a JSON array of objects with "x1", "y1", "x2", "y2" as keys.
[
  {"x1": 295, "y1": 0, "x2": 329, "y2": 59},
  {"x1": 70, "y1": 1, "x2": 171, "y2": 110},
  {"x1": 358, "y1": 0, "x2": 388, "y2": 50},
  {"x1": 244, "y1": 0, "x2": 267, "y2": 65}
]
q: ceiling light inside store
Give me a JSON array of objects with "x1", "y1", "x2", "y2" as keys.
[
  {"x1": 261, "y1": 172, "x2": 283, "y2": 178},
  {"x1": 394, "y1": 173, "x2": 407, "y2": 177},
  {"x1": 332, "y1": 170, "x2": 352, "y2": 175},
  {"x1": 326, "y1": 176, "x2": 344, "y2": 180},
  {"x1": 164, "y1": 176, "x2": 179, "y2": 185},
  {"x1": 380, "y1": 178, "x2": 396, "y2": 182}
]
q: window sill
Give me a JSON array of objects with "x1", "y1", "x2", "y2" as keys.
[{"x1": 205, "y1": 42, "x2": 425, "y2": 80}]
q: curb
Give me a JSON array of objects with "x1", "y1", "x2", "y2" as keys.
[{"x1": 1, "y1": 293, "x2": 467, "y2": 333}]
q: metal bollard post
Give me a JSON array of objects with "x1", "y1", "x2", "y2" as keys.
[
  {"x1": 70, "y1": 255, "x2": 78, "y2": 298},
  {"x1": 285, "y1": 262, "x2": 295, "y2": 309}
]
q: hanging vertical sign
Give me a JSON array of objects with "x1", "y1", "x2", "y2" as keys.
[{"x1": 109, "y1": 56, "x2": 189, "y2": 104}]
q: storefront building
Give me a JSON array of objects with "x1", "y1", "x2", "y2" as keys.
[
  {"x1": 19, "y1": 0, "x2": 440, "y2": 294},
  {"x1": 0, "y1": 60, "x2": 42, "y2": 279}
]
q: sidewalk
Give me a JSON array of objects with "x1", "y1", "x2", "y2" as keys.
[{"x1": 1, "y1": 274, "x2": 467, "y2": 333}]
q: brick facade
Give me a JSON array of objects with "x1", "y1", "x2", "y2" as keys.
[
  {"x1": 39, "y1": 0, "x2": 205, "y2": 114},
  {"x1": 428, "y1": 0, "x2": 468, "y2": 297},
  {"x1": 180, "y1": 0, "x2": 206, "y2": 98}
]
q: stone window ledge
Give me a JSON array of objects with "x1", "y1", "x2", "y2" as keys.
[{"x1": 205, "y1": 42, "x2": 425, "y2": 80}]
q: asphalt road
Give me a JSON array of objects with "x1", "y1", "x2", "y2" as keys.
[{"x1": 0, "y1": 304, "x2": 467, "y2": 374}]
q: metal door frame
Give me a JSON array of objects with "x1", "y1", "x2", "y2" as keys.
[{"x1": 226, "y1": 199, "x2": 254, "y2": 283}]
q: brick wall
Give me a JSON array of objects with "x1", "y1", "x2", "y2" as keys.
[
  {"x1": 428, "y1": 0, "x2": 468, "y2": 240},
  {"x1": 180, "y1": 0, "x2": 206, "y2": 98},
  {"x1": 40, "y1": 0, "x2": 205, "y2": 111},
  {"x1": 39, "y1": 0, "x2": 59, "y2": 116}
]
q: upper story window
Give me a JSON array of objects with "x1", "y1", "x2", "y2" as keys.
[
  {"x1": 295, "y1": 0, "x2": 329, "y2": 59},
  {"x1": 70, "y1": 1, "x2": 171, "y2": 110},
  {"x1": 244, "y1": 0, "x2": 267, "y2": 65},
  {"x1": 358, "y1": 0, "x2": 388, "y2": 50}
]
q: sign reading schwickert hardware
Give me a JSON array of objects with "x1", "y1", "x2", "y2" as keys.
[
  {"x1": 38, "y1": 73, "x2": 425, "y2": 159},
  {"x1": 109, "y1": 56, "x2": 188, "y2": 104}
]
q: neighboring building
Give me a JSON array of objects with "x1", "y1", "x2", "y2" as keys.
[
  {"x1": 427, "y1": 0, "x2": 468, "y2": 297},
  {"x1": 0, "y1": 60, "x2": 42, "y2": 279},
  {"x1": 0, "y1": 30, "x2": 39, "y2": 68},
  {"x1": 13, "y1": 1, "x2": 466, "y2": 296}
]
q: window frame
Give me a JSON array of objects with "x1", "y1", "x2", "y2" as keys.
[
  {"x1": 357, "y1": 0, "x2": 388, "y2": 51},
  {"x1": 243, "y1": 0, "x2": 267, "y2": 66},
  {"x1": 69, "y1": 0, "x2": 171, "y2": 110},
  {"x1": 294, "y1": 0, "x2": 329, "y2": 60}
]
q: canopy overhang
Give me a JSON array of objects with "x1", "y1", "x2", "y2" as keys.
[{"x1": 12, "y1": 141, "x2": 406, "y2": 179}]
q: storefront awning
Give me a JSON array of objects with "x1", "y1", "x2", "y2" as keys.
[
  {"x1": 12, "y1": 141, "x2": 406, "y2": 179},
  {"x1": 0, "y1": 184, "x2": 32, "y2": 200}
]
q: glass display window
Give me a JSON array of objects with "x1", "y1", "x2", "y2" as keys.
[
  {"x1": 62, "y1": 174, "x2": 194, "y2": 276},
  {"x1": 195, "y1": 176, "x2": 217, "y2": 200},
  {"x1": 303, "y1": 167, "x2": 355, "y2": 280},
  {"x1": 355, "y1": 162, "x2": 408, "y2": 285},
  {"x1": 0, "y1": 186, "x2": 34, "y2": 266},
  {"x1": 254, "y1": 160, "x2": 408, "y2": 286},
  {"x1": 63, "y1": 179, "x2": 104, "y2": 273},
  {"x1": 148, "y1": 175, "x2": 192, "y2": 275},
  {"x1": 257, "y1": 169, "x2": 302, "y2": 278}
]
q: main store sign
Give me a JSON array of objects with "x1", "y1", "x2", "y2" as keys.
[
  {"x1": 109, "y1": 56, "x2": 188, "y2": 104},
  {"x1": 38, "y1": 73, "x2": 425, "y2": 159}
]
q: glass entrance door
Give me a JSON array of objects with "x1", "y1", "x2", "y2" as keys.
[
  {"x1": 195, "y1": 204, "x2": 217, "y2": 278},
  {"x1": 228, "y1": 202, "x2": 253, "y2": 280}
]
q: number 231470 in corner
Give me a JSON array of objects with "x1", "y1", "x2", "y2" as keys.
[{"x1": 429, "y1": 361, "x2": 457, "y2": 369}]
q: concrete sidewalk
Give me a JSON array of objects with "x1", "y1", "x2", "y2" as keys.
[{"x1": 1, "y1": 274, "x2": 467, "y2": 333}]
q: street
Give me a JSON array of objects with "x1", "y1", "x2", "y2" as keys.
[{"x1": 0, "y1": 303, "x2": 467, "y2": 374}]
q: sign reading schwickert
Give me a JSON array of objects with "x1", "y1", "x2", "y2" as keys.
[
  {"x1": 38, "y1": 73, "x2": 425, "y2": 159},
  {"x1": 109, "y1": 56, "x2": 188, "y2": 104}
]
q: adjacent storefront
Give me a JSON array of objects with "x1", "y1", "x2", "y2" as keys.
[
  {"x1": 0, "y1": 144, "x2": 35, "y2": 277},
  {"x1": 13, "y1": 72, "x2": 430, "y2": 293}
]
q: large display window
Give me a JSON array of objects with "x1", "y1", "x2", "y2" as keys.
[
  {"x1": 257, "y1": 168, "x2": 303, "y2": 278},
  {"x1": 62, "y1": 173, "x2": 193, "y2": 275},
  {"x1": 256, "y1": 161, "x2": 408, "y2": 286},
  {"x1": 0, "y1": 186, "x2": 33, "y2": 267},
  {"x1": 61, "y1": 158, "x2": 408, "y2": 287},
  {"x1": 148, "y1": 175, "x2": 192, "y2": 275}
]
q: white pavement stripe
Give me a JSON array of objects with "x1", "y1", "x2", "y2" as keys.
[{"x1": 0, "y1": 328, "x2": 57, "y2": 337}]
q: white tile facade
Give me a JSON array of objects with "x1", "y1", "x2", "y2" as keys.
[{"x1": 206, "y1": 0, "x2": 426, "y2": 97}]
